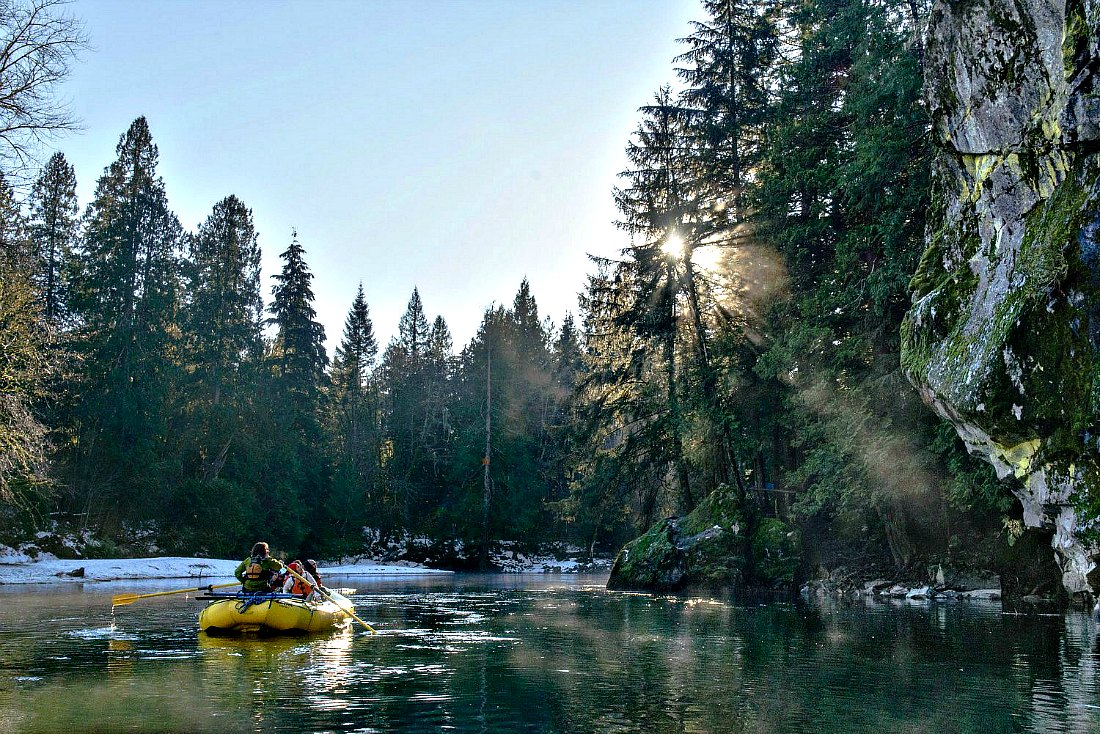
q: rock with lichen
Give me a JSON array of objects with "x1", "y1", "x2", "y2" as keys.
[
  {"x1": 606, "y1": 485, "x2": 800, "y2": 593},
  {"x1": 901, "y1": 0, "x2": 1100, "y2": 595}
]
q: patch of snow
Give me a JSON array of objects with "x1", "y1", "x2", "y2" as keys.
[
  {"x1": 0, "y1": 555, "x2": 450, "y2": 585},
  {"x1": 0, "y1": 545, "x2": 54, "y2": 564}
]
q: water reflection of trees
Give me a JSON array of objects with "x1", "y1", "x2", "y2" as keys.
[
  {"x1": 487, "y1": 593, "x2": 1100, "y2": 733},
  {"x1": 2, "y1": 587, "x2": 1100, "y2": 732}
]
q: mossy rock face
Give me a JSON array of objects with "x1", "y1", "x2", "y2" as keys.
[
  {"x1": 608, "y1": 485, "x2": 798, "y2": 593},
  {"x1": 751, "y1": 518, "x2": 801, "y2": 588},
  {"x1": 902, "y1": 0, "x2": 1100, "y2": 593}
]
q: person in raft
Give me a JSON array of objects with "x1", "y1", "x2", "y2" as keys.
[
  {"x1": 283, "y1": 559, "x2": 319, "y2": 600},
  {"x1": 235, "y1": 541, "x2": 284, "y2": 593},
  {"x1": 303, "y1": 559, "x2": 323, "y2": 590}
]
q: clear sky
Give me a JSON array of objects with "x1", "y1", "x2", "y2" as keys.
[{"x1": 57, "y1": 0, "x2": 700, "y2": 351}]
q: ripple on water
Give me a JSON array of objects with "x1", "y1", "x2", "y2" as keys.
[{"x1": 66, "y1": 626, "x2": 138, "y2": 641}]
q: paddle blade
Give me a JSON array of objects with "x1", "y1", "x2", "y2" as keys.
[{"x1": 111, "y1": 593, "x2": 141, "y2": 607}]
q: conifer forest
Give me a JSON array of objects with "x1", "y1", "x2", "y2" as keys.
[{"x1": 0, "y1": 0, "x2": 1035, "y2": 580}]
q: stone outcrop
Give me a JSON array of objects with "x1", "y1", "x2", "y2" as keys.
[
  {"x1": 606, "y1": 485, "x2": 799, "y2": 593},
  {"x1": 901, "y1": 0, "x2": 1100, "y2": 594}
]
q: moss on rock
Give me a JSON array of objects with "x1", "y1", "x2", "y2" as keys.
[
  {"x1": 607, "y1": 485, "x2": 799, "y2": 593},
  {"x1": 902, "y1": 0, "x2": 1100, "y2": 594}
]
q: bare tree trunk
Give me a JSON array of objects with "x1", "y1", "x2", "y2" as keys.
[
  {"x1": 663, "y1": 287, "x2": 694, "y2": 513},
  {"x1": 480, "y1": 350, "x2": 492, "y2": 570}
]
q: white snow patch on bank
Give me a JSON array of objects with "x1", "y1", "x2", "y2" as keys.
[{"x1": 0, "y1": 554, "x2": 450, "y2": 585}]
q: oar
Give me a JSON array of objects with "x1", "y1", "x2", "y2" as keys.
[
  {"x1": 283, "y1": 564, "x2": 376, "y2": 634},
  {"x1": 112, "y1": 581, "x2": 240, "y2": 608}
]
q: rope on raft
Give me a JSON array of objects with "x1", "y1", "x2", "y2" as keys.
[{"x1": 233, "y1": 591, "x2": 300, "y2": 613}]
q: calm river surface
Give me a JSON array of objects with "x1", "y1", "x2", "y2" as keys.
[{"x1": 1, "y1": 573, "x2": 1099, "y2": 733}]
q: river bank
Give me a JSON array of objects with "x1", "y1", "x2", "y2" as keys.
[
  {"x1": 0, "y1": 541, "x2": 613, "y2": 585},
  {"x1": 0, "y1": 552, "x2": 453, "y2": 585}
]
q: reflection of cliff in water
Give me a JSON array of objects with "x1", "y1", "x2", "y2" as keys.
[
  {"x1": 1016, "y1": 612, "x2": 1100, "y2": 734},
  {"x1": 506, "y1": 593, "x2": 1100, "y2": 733}
]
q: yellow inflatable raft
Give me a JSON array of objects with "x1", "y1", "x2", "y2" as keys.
[{"x1": 198, "y1": 593, "x2": 352, "y2": 635}]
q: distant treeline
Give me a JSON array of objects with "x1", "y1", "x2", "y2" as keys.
[
  {"x1": 1, "y1": 114, "x2": 585, "y2": 558},
  {"x1": 2, "y1": 0, "x2": 1018, "y2": 570}
]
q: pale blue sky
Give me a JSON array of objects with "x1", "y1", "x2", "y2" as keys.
[{"x1": 59, "y1": 0, "x2": 699, "y2": 350}]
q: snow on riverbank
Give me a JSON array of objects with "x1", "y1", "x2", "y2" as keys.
[{"x1": 0, "y1": 553, "x2": 451, "y2": 586}]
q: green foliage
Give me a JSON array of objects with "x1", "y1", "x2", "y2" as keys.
[
  {"x1": 751, "y1": 517, "x2": 800, "y2": 586},
  {"x1": 930, "y1": 421, "x2": 1016, "y2": 514},
  {"x1": 0, "y1": 263, "x2": 51, "y2": 504},
  {"x1": 169, "y1": 478, "x2": 259, "y2": 558},
  {"x1": 28, "y1": 152, "x2": 78, "y2": 327},
  {"x1": 66, "y1": 117, "x2": 184, "y2": 520}
]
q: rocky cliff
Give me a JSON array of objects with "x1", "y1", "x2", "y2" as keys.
[{"x1": 901, "y1": 0, "x2": 1100, "y2": 595}]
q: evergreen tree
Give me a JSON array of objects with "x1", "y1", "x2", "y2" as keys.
[
  {"x1": 265, "y1": 229, "x2": 330, "y2": 550},
  {"x1": 182, "y1": 195, "x2": 263, "y2": 482},
  {"x1": 379, "y1": 288, "x2": 437, "y2": 528},
  {"x1": 68, "y1": 116, "x2": 183, "y2": 518},
  {"x1": 28, "y1": 152, "x2": 78, "y2": 327},
  {"x1": 427, "y1": 315, "x2": 453, "y2": 373},
  {"x1": 326, "y1": 283, "x2": 381, "y2": 550},
  {"x1": 613, "y1": 87, "x2": 702, "y2": 511},
  {"x1": 269, "y1": 229, "x2": 328, "y2": 405},
  {"x1": 422, "y1": 314, "x2": 455, "y2": 488},
  {"x1": 675, "y1": 0, "x2": 778, "y2": 211},
  {"x1": 397, "y1": 287, "x2": 430, "y2": 363},
  {"x1": 331, "y1": 283, "x2": 377, "y2": 395}
]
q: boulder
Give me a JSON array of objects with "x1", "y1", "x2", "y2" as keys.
[
  {"x1": 931, "y1": 564, "x2": 1001, "y2": 592},
  {"x1": 607, "y1": 485, "x2": 799, "y2": 593}
]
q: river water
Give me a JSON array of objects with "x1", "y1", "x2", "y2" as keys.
[{"x1": 1, "y1": 574, "x2": 1098, "y2": 733}]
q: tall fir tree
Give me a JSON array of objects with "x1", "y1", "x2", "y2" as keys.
[
  {"x1": 675, "y1": 0, "x2": 778, "y2": 215},
  {"x1": 326, "y1": 284, "x2": 381, "y2": 552},
  {"x1": 379, "y1": 288, "x2": 435, "y2": 528},
  {"x1": 28, "y1": 152, "x2": 78, "y2": 328},
  {"x1": 182, "y1": 195, "x2": 263, "y2": 482},
  {"x1": 269, "y1": 229, "x2": 328, "y2": 407},
  {"x1": 331, "y1": 283, "x2": 377, "y2": 395},
  {"x1": 613, "y1": 87, "x2": 703, "y2": 511},
  {"x1": 265, "y1": 229, "x2": 330, "y2": 550},
  {"x1": 68, "y1": 116, "x2": 183, "y2": 517}
]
